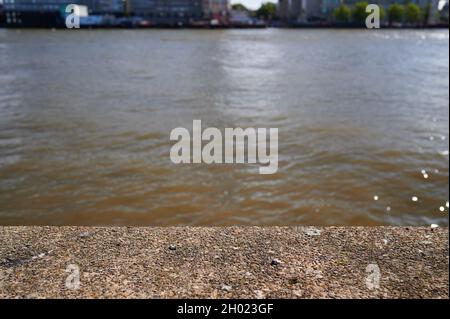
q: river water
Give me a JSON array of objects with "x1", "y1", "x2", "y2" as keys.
[{"x1": 0, "y1": 28, "x2": 448, "y2": 226}]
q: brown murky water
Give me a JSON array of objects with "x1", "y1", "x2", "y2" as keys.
[{"x1": 0, "y1": 29, "x2": 448, "y2": 226}]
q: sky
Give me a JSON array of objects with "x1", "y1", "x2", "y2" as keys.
[{"x1": 231, "y1": 0, "x2": 277, "y2": 11}]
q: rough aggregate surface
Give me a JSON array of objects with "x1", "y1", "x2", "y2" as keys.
[{"x1": 0, "y1": 226, "x2": 448, "y2": 299}]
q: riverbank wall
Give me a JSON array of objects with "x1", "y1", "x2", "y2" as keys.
[{"x1": 0, "y1": 226, "x2": 448, "y2": 298}]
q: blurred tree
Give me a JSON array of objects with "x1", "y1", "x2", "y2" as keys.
[
  {"x1": 256, "y1": 2, "x2": 277, "y2": 20},
  {"x1": 333, "y1": 3, "x2": 351, "y2": 23},
  {"x1": 422, "y1": 2, "x2": 432, "y2": 26},
  {"x1": 231, "y1": 3, "x2": 249, "y2": 11},
  {"x1": 352, "y1": 1, "x2": 370, "y2": 25},
  {"x1": 387, "y1": 4, "x2": 404, "y2": 25},
  {"x1": 405, "y1": 2, "x2": 421, "y2": 24},
  {"x1": 379, "y1": 5, "x2": 386, "y2": 21}
]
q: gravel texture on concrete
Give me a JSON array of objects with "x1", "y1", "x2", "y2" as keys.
[{"x1": 0, "y1": 226, "x2": 448, "y2": 299}]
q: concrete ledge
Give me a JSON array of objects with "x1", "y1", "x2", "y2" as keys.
[{"x1": 0, "y1": 226, "x2": 448, "y2": 299}]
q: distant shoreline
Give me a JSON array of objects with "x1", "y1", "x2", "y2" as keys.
[
  {"x1": 0, "y1": 26, "x2": 448, "y2": 31},
  {"x1": 0, "y1": 24, "x2": 449, "y2": 30}
]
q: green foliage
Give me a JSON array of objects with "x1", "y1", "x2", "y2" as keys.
[
  {"x1": 422, "y1": 3, "x2": 432, "y2": 25},
  {"x1": 231, "y1": 3, "x2": 249, "y2": 12},
  {"x1": 352, "y1": 2, "x2": 370, "y2": 25},
  {"x1": 256, "y1": 2, "x2": 277, "y2": 20},
  {"x1": 387, "y1": 4, "x2": 404, "y2": 24},
  {"x1": 379, "y1": 6, "x2": 386, "y2": 21},
  {"x1": 333, "y1": 3, "x2": 351, "y2": 23},
  {"x1": 405, "y1": 2, "x2": 421, "y2": 24}
]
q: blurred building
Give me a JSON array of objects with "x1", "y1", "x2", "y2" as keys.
[
  {"x1": 202, "y1": 0, "x2": 228, "y2": 18},
  {"x1": 200, "y1": 0, "x2": 229, "y2": 25},
  {"x1": 1, "y1": 0, "x2": 123, "y2": 14},
  {"x1": 278, "y1": 0, "x2": 303, "y2": 21},
  {"x1": 128, "y1": 0, "x2": 230, "y2": 25},
  {"x1": 229, "y1": 8, "x2": 251, "y2": 24},
  {"x1": 129, "y1": 0, "x2": 202, "y2": 19},
  {"x1": 1, "y1": 0, "x2": 71, "y2": 27},
  {"x1": 81, "y1": 0, "x2": 123, "y2": 14},
  {"x1": 0, "y1": 0, "x2": 124, "y2": 26},
  {"x1": 440, "y1": 0, "x2": 449, "y2": 22},
  {"x1": 0, "y1": 0, "x2": 230, "y2": 26},
  {"x1": 128, "y1": 0, "x2": 229, "y2": 20},
  {"x1": 229, "y1": 8, "x2": 265, "y2": 27}
]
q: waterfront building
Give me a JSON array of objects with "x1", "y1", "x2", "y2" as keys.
[
  {"x1": 80, "y1": 0, "x2": 124, "y2": 14},
  {"x1": 229, "y1": 8, "x2": 265, "y2": 26},
  {"x1": 277, "y1": 0, "x2": 342, "y2": 22},
  {"x1": 202, "y1": 0, "x2": 228, "y2": 22},
  {"x1": 278, "y1": 0, "x2": 304, "y2": 21},
  {"x1": 441, "y1": 0, "x2": 449, "y2": 21},
  {"x1": 1, "y1": 0, "x2": 71, "y2": 26},
  {"x1": 229, "y1": 8, "x2": 251, "y2": 24},
  {"x1": 129, "y1": 0, "x2": 202, "y2": 19},
  {"x1": 1, "y1": 0, "x2": 123, "y2": 14},
  {"x1": 128, "y1": 0, "x2": 229, "y2": 24},
  {"x1": 0, "y1": 0, "x2": 125, "y2": 26},
  {"x1": 0, "y1": 0, "x2": 229, "y2": 26}
]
